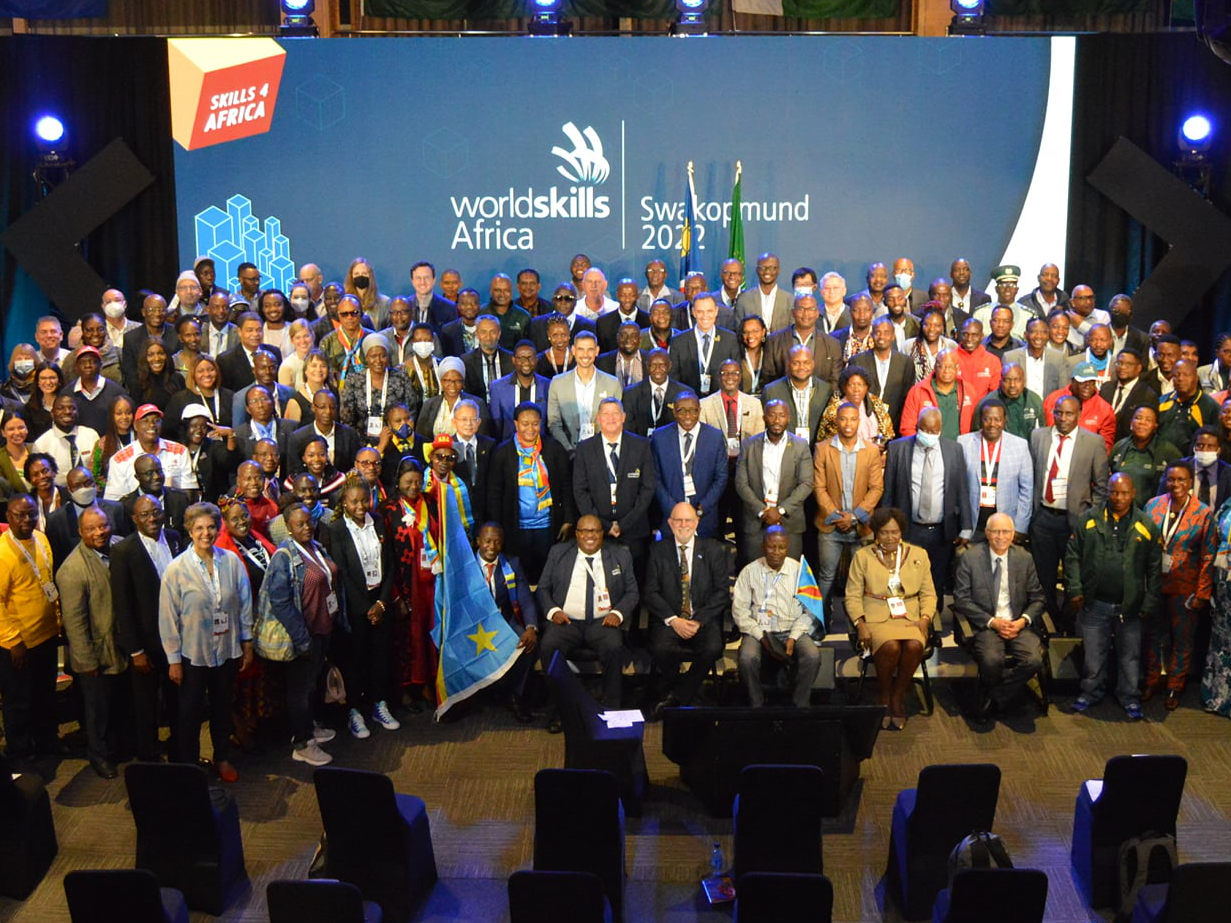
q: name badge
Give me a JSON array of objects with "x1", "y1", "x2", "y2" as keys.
[
  {"x1": 699, "y1": 373, "x2": 711, "y2": 393},
  {"x1": 1050, "y1": 476, "x2": 1067, "y2": 495},
  {"x1": 326, "y1": 592, "x2": 339, "y2": 615},
  {"x1": 579, "y1": 423, "x2": 595, "y2": 441},
  {"x1": 420, "y1": 546, "x2": 432, "y2": 570},
  {"x1": 683, "y1": 475, "x2": 697, "y2": 498},
  {"x1": 212, "y1": 607, "x2": 230, "y2": 636},
  {"x1": 757, "y1": 605, "x2": 773, "y2": 630},
  {"x1": 979, "y1": 485, "x2": 997, "y2": 507},
  {"x1": 364, "y1": 563, "x2": 380, "y2": 586},
  {"x1": 366, "y1": 415, "x2": 384, "y2": 438},
  {"x1": 595, "y1": 588, "x2": 611, "y2": 612},
  {"x1": 727, "y1": 436, "x2": 741, "y2": 456},
  {"x1": 1216, "y1": 551, "x2": 1228, "y2": 571},
  {"x1": 795, "y1": 426, "x2": 810, "y2": 440},
  {"x1": 1161, "y1": 552, "x2": 1173, "y2": 574},
  {"x1": 646, "y1": 427, "x2": 656, "y2": 437},
  {"x1": 609, "y1": 483, "x2": 618, "y2": 506},
  {"x1": 887, "y1": 596, "x2": 908, "y2": 619},
  {"x1": 42, "y1": 581, "x2": 59, "y2": 603}
]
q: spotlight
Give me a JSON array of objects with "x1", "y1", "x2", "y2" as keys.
[
  {"x1": 31, "y1": 113, "x2": 74, "y2": 198},
  {"x1": 527, "y1": 0, "x2": 572, "y2": 37},
  {"x1": 279, "y1": 0, "x2": 318, "y2": 37},
  {"x1": 948, "y1": 0, "x2": 986, "y2": 36},
  {"x1": 1179, "y1": 114, "x2": 1212, "y2": 154},
  {"x1": 34, "y1": 115, "x2": 65, "y2": 147},
  {"x1": 672, "y1": 0, "x2": 708, "y2": 36}
]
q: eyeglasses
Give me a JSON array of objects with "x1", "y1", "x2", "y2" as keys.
[
  {"x1": 337, "y1": 311, "x2": 359, "y2": 318},
  {"x1": 554, "y1": 295, "x2": 576, "y2": 303}
]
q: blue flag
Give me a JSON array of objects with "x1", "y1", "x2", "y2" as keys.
[
  {"x1": 430, "y1": 485, "x2": 521, "y2": 720},
  {"x1": 794, "y1": 556, "x2": 826, "y2": 631},
  {"x1": 678, "y1": 160, "x2": 698, "y2": 288}
]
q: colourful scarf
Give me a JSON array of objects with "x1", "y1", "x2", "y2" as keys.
[{"x1": 515, "y1": 438, "x2": 552, "y2": 512}]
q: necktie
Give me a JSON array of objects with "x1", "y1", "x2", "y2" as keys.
[
  {"x1": 1200, "y1": 469, "x2": 1211, "y2": 506},
  {"x1": 608, "y1": 442, "x2": 620, "y2": 480},
  {"x1": 992, "y1": 556, "x2": 1003, "y2": 610},
  {"x1": 485, "y1": 355, "x2": 495, "y2": 389},
  {"x1": 683, "y1": 431, "x2": 694, "y2": 476},
  {"x1": 679, "y1": 544, "x2": 692, "y2": 617},
  {"x1": 918, "y1": 446, "x2": 937, "y2": 522},
  {"x1": 465, "y1": 443, "x2": 476, "y2": 484},
  {"x1": 1112, "y1": 384, "x2": 1125, "y2": 414},
  {"x1": 726, "y1": 398, "x2": 738, "y2": 436},
  {"x1": 485, "y1": 561, "x2": 496, "y2": 593},
  {"x1": 65, "y1": 432, "x2": 79, "y2": 468},
  {"x1": 584, "y1": 555, "x2": 596, "y2": 622},
  {"x1": 702, "y1": 332, "x2": 711, "y2": 356},
  {"x1": 1045, "y1": 434, "x2": 1067, "y2": 505},
  {"x1": 653, "y1": 387, "x2": 664, "y2": 423}
]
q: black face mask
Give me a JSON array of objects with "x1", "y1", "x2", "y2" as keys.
[
  {"x1": 1110, "y1": 311, "x2": 1130, "y2": 328},
  {"x1": 353, "y1": 277, "x2": 370, "y2": 290}
]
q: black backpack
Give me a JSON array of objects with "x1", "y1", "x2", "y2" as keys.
[
  {"x1": 947, "y1": 830, "x2": 1014, "y2": 885},
  {"x1": 1116, "y1": 831, "x2": 1177, "y2": 920}
]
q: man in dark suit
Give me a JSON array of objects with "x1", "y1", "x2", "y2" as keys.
[
  {"x1": 46, "y1": 466, "x2": 127, "y2": 569},
  {"x1": 233, "y1": 384, "x2": 296, "y2": 466},
  {"x1": 216, "y1": 311, "x2": 266, "y2": 392},
  {"x1": 121, "y1": 293, "x2": 179, "y2": 393},
  {"x1": 762, "y1": 293, "x2": 843, "y2": 385},
  {"x1": 573, "y1": 398, "x2": 656, "y2": 587},
  {"x1": 761, "y1": 345, "x2": 834, "y2": 444},
  {"x1": 489, "y1": 341, "x2": 550, "y2": 442},
  {"x1": 651, "y1": 391, "x2": 728, "y2": 539},
  {"x1": 452, "y1": 398, "x2": 495, "y2": 523},
  {"x1": 230, "y1": 348, "x2": 294, "y2": 426},
  {"x1": 595, "y1": 278, "x2": 648, "y2": 353},
  {"x1": 537, "y1": 514, "x2": 639, "y2": 710},
  {"x1": 1107, "y1": 293, "x2": 1150, "y2": 359},
  {"x1": 1100, "y1": 347, "x2": 1158, "y2": 441},
  {"x1": 438, "y1": 288, "x2": 482, "y2": 357},
  {"x1": 1170, "y1": 426, "x2": 1231, "y2": 514},
  {"x1": 120, "y1": 454, "x2": 190, "y2": 534},
  {"x1": 475, "y1": 522, "x2": 539, "y2": 722},
  {"x1": 622, "y1": 349, "x2": 686, "y2": 438},
  {"x1": 882, "y1": 408, "x2": 971, "y2": 598},
  {"x1": 668, "y1": 295, "x2": 740, "y2": 397},
  {"x1": 645, "y1": 503, "x2": 730, "y2": 716},
  {"x1": 851, "y1": 318, "x2": 915, "y2": 426},
  {"x1": 288, "y1": 390, "x2": 363, "y2": 474},
  {"x1": 948, "y1": 258, "x2": 992, "y2": 318},
  {"x1": 462, "y1": 316, "x2": 513, "y2": 404},
  {"x1": 672, "y1": 272, "x2": 737, "y2": 332},
  {"x1": 486, "y1": 402, "x2": 576, "y2": 584},
  {"x1": 111, "y1": 494, "x2": 185, "y2": 761},
  {"x1": 953, "y1": 512, "x2": 1047, "y2": 721},
  {"x1": 734, "y1": 399, "x2": 813, "y2": 563},
  {"x1": 408, "y1": 260, "x2": 459, "y2": 330},
  {"x1": 596, "y1": 323, "x2": 649, "y2": 388}
]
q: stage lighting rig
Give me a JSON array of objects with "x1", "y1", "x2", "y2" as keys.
[
  {"x1": 280, "y1": 0, "x2": 318, "y2": 37},
  {"x1": 948, "y1": 0, "x2": 986, "y2": 36},
  {"x1": 672, "y1": 0, "x2": 708, "y2": 36},
  {"x1": 528, "y1": 0, "x2": 572, "y2": 36},
  {"x1": 32, "y1": 114, "x2": 74, "y2": 198},
  {"x1": 1176, "y1": 113, "x2": 1214, "y2": 198}
]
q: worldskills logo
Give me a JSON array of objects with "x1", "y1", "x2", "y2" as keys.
[{"x1": 552, "y1": 122, "x2": 610, "y2": 185}]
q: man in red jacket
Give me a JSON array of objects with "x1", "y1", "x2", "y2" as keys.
[
  {"x1": 954, "y1": 317, "x2": 1002, "y2": 403},
  {"x1": 1043, "y1": 361, "x2": 1117, "y2": 453}
]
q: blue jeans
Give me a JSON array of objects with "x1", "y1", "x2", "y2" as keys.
[
  {"x1": 1077, "y1": 600, "x2": 1142, "y2": 707},
  {"x1": 817, "y1": 529, "x2": 859, "y2": 601}
]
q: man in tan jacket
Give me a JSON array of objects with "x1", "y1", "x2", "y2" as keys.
[{"x1": 814, "y1": 402, "x2": 884, "y2": 599}]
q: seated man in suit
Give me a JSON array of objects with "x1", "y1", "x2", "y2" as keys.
[
  {"x1": 46, "y1": 465, "x2": 127, "y2": 569},
  {"x1": 731, "y1": 526, "x2": 822, "y2": 707},
  {"x1": 734, "y1": 399, "x2": 813, "y2": 563},
  {"x1": 651, "y1": 390, "x2": 728, "y2": 539},
  {"x1": 537, "y1": 514, "x2": 639, "y2": 717},
  {"x1": 953, "y1": 512, "x2": 1047, "y2": 721},
  {"x1": 120, "y1": 454, "x2": 190, "y2": 534},
  {"x1": 475, "y1": 522, "x2": 539, "y2": 723},
  {"x1": 645, "y1": 503, "x2": 730, "y2": 718}
]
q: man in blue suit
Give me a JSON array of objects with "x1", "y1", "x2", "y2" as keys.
[
  {"x1": 475, "y1": 522, "x2": 539, "y2": 723},
  {"x1": 957, "y1": 398, "x2": 1034, "y2": 542},
  {"x1": 651, "y1": 390, "x2": 728, "y2": 538},
  {"x1": 488, "y1": 340, "x2": 550, "y2": 442}
]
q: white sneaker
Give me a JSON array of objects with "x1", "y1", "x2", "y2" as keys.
[
  {"x1": 312, "y1": 723, "x2": 336, "y2": 743},
  {"x1": 371, "y1": 700, "x2": 401, "y2": 731},
  {"x1": 292, "y1": 741, "x2": 333, "y2": 766},
  {"x1": 348, "y1": 708, "x2": 371, "y2": 739}
]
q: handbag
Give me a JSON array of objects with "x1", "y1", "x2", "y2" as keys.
[{"x1": 254, "y1": 610, "x2": 295, "y2": 662}]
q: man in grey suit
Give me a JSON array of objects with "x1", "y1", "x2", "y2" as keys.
[
  {"x1": 761, "y1": 345, "x2": 833, "y2": 444},
  {"x1": 735, "y1": 252, "x2": 794, "y2": 332},
  {"x1": 763, "y1": 293, "x2": 844, "y2": 385},
  {"x1": 953, "y1": 512, "x2": 1047, "y2": 721},
  {"x1": 1028, "y1": 394, "x2": 1109, "y2": 628},
  {"x1": 735, "y1": 399, "x2": 814, "y2": 563},
  {"x1": 546, "y1": 330, "x2": 622, "y2": 453},
  {"x1": 1003, "y1": 317, "x2": 1067, "y2": 401}
]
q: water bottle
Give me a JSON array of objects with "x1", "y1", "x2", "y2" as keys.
[{"x1": 709, "y1": 841, "x2": 725, "y2": 878}]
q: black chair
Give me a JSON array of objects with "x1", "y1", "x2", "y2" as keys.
[
  {"x1": 847, "y1": 610, "x2": 942, "y2": 714},
  {"x1": 1131, "y1": 861, "x2": 1231, "y2": 923},
  {"x1": 952, "y1": 607, "x2": 1052, "y2": 716},
  {"x1": 733, "y1": 764, "x2": 824, "y2": 882},
  {"x1": 311, "y1": 767, "x2": 437, "y2": 923},
  {"x1": 930, "y1": 868, "x2": 1048, "y2": 923},
  {"x1": 124, "y1": 762, "x2": 247, "y2": 915},
  {"x1": 544, "y1": 650, "x2": 648, "y2": 816},
  {"x1": 1070, "y1": 754, "x2": 1187, "y2": 910},
  {"x1": 732, "y1": 871, "x2": 834, "y2": 923},
  {"x1": 887, "y1": 763, "x2": 1001, "y2": 921},
  {"x1": 267, "y1": 878, "x2": 383, "y2": 923},
  {"x1": 508, "y1": 869, "x2": 611, "y2": 923},
  {"x1": 63, "y1": 869, "x2": 189, "y2": 923},
  {"x1": 0, "y1": 754, "x2": 57, "y2": 900},
  {"x1": 534, "y1": 768, "x2": 625, "y2": 923}
]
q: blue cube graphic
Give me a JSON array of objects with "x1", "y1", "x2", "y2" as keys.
[
  {"x1": 195, "y1": 206, "x2": 231, "y2": 256},
  {"x1": 194, "y1": 194, "x2": 295, "y2": 296},
  {"x1": 296, "y1": 75, "x2": 345, "y2": 131},
  {"x1": 209, "y1": 239, "x2": 245, "y2": 291}
]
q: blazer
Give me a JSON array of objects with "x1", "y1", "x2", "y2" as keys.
[
  {"x1": 644, "y1": 535, "x2": 731, "y2": 628},
  {"x1": 1002, "y1": 346, "x2": 1067, "y2": 400},
  {"x1": 232, "y1": 381, "x2": 297, "y2": 428},
  {"x1": 698, "y1": 390, "x2": 766, "y2": 443},
  {"x1": 763, "y1": 327, "x2": 843, "y2": 385},
  {"x1": 636, "y1": 286, "x2": 685, "y2": 313},
  {"x1": 415, "y1": 392, "x2": 492, "y2": 442},
  {"x1": 486, "y1": 435, "x2": 577, "y2": 547},
  {"x1": 761, "y1": 376, "x2": 834, "y2": 443},
  {"x1": 651, "y1": 422, "x2": 728, "y2": 538},
  {"x1": 438, "y1": 319, "x2": 476, "y2": 358},
  {"x1": 595, "y1": 309, "x2": 649, "y2": 353},
  {"x1": 671, "y1": 301, "x2": 736, "y2": 333},
  {"x1": 735, "y1": 286, "x2": 794, "y2": 332},
  {"x1": 546, "y1": 368, "x2": 623, "y2": 452},
  {"x1": 882, "y1": 434, "x2": 972, "y2": 543},
  {"x1": 412, "y1": 294, "x2": 458, "y2": 331},
  {"x1": 216, "y1": 344, "x2": 262, "y2": 392},
  {"x1": 486, "y1": 553, "x2": 538, "y2": 630},
  {"x1": 57, "y1": 541, "x2": 125, "y2": 674},
  {"x1": 946, "y1": 289, "x2": 991, "y2": 317},
  {"x1": 110, "y1": 527, "x2": 185, "y2": 660},
  {"x1": 45, "y1": 499, "x2": 127, "y2": 570},
  {"x1": 1099, "y1": 378, "x2": 1159, "y2": 441},
  {"x1": 462, "y1": 347, "x2": 514, "y2": 402},
  {"x1": 572, "y1": 431, "x2": 656, "y2": 541},
  {"x1": 234, "y1": 418, "x2": 296, "y2": 468},
  {"x1": 734, "y1": 432, "x2": 814, "y2": 533},
  {"x1": 957, "y1": 430, "x2": 1034, "y2": 535},
  {"x1": 1029, "y1": 426, "x2": 1110, "y2": 531},
  {"x1": 596, "y1": 349, "x2": 651, "y2": 382},
  {"x1": 622, "y1": 377, "x2": 687, "y2": 438},
  {"x1": 288, "y1": 421, "x2": 364, "y2": 474},
  {"x1": 849, "y1": 348, "x2": 915, "y2": 426},
  {"x1": 668, "y1": 326, "x2": 741, "y2": 396},
  {"x1": 121, "y1": 487, "x2": 190, "y2": 535},
  {"x1": 453, "y1": 434, "x2": 495, "y2": 522},
  {"x1": 488, "y1": 372, "x2": 551, "y2": 442},
  {"x1": 1114, "y1": 325, "x2": 1151, "y2": 359},
  {"x1": 326, "y1": 514, "x2": 387, "y2": 615},
  {"x1": 813, "y1": 439, "x2": 885, "y2": 533},
  {"x1": 844, "y1": 541, "x2": 937, "y2": 626},
  {"x1": 535, "y1": 540, "x2": 638, "y2": 624},
  {"x1": 528, "y1": 313, "x2": 597, "y2": 354},
  {"x1": 953, "y1": 543, "x2": 1046, "y2": 631}
]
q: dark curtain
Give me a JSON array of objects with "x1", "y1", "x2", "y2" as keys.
[
  {"x1": 1066, "y1": 31, "x2": 1231, "y2": 340},
  {"x1": 0, "y1": 35, "x2": 177, "y2": 361}
]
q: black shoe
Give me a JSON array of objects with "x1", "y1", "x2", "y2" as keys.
[
  {"x1": 508, "y1": 695, "x2": 534, "y2": 724},
  {"x1": 546, "y1": 715, "x2": 563, "y2": 734},
  {"x1": 975, "y1": 695, "x2": 997, "y2": 724},
  {"x1": 90, "y1": 758, "x2": 118, "y2": 780}
]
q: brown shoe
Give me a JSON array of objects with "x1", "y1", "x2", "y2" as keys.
[{"x1": 1165, "y1": 689, "x2": 1182, "y2": 711}]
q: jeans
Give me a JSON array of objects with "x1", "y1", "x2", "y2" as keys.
[
  {"x1": 285, "y1": 635, "x2": 328, "y2": 746},
  {"x1": 1077, "y1": 600, "x2": 1142, "y2": 707},
  {"x1": 816, "y1": 529, "x2": 859, "y2": 600}
]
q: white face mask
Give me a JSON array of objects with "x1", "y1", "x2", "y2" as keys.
[
  {"x1": 915, "y1": 430, "x2": 940, "y2": 449},
  {"x1": 1194, "y1": 450, "x2": 1219, "y2": 468},
  {"x1": 895, "y1": 272, "x2": 914, "y2": 290},
  {"x1": 411, "y1": 341, "x2": 435, "y2": 359},
  {"x1": 13, "y1": 359, "x2": 35, "y2": 376},
  {"x1": 103, "y1": 300, "x2": 127, "y2": 319},
  {"x1": 291, "y1": 297, "x2": 310, "y2": 313},
  {"x1": 70, "y1": 485, "x2": 97, "y2": 507}
]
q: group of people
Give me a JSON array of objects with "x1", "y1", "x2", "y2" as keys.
[{"x1": 2, "y1": 250, "x2": 1230, "y2": 779}]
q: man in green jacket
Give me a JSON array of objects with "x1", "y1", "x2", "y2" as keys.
[
  {"x1": 1064, "y1": 472, "x2": 1161, "y2": 720},
  {"x1": 1108, "y1": 405, "x2": 1181, "y2": 507},
  {"x1": 975, "y1": 362, "x2": 1042, "y2": 440}
]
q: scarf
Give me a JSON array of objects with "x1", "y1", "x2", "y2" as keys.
[{"x1": 515, "y1": 438, "x2": 552, "y2": 512}]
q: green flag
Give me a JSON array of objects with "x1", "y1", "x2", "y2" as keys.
[{"x1": 728, "y1": 161, "x2": 745, "y2": 270}]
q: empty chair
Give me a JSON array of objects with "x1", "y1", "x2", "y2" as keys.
[
  {"x1": 733, "y1": 872, "x2": 834, "y2": 923},
  {"x1": 544, "y1": 650, "x2": 648, "y2": 816},
  {"x1": 1071, "y1": 754, "x2": 1187, "y2": 909},
  {"x1": 508, "y1": 869, "x2": 610, "y2": 923},
  {"x1": 887, "y1": 763, "x2": 1001, "y2": 921},
  {"x1": 311, "y1": 767, "x2": 437, "y2": 923},
  {"x1": 733, "y1": 764, "x2": 824, "y2": 882},
  {"x1": 124, "y1": 762, "x2": 247, "y2": 915},
  {"x1": 64, "y1": 869, "x2": 188, "y2": 923},
  {"x1": 534, "y1": 768, "x2": 625, "y2": 922},
  {"x1": 267, "y1": 878, "x2": 383, "y2": 923},
  {"x1": 0, "y1": 754, "x2": 57, "y2": 900},
  {"x1": 1131, "y1": 861, "x2": 1231, "y2": 923},
  {"x1": 931, "y1": 868, "x2": 1048, "y2": 923}
]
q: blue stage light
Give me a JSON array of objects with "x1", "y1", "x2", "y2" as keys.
[
  {"x1": 673, "y1": 0, "x2": 708, "y2": 34},
  {"x1": 953, "y1": 0, "x2": 982, "y2": 8},
  {"x1": 949, "y1": 0, "x2": 985, "y2": 33},
  {"x1": 280, "y1": 0, "x2": 317, "y2": 36},
  {"x1": 282, "y1": 0, "x2": 314, "y2": 12},
  {"x1": 1181, "y1": 115, "x2": 1212, "y2": 145},
  {"x1": 34, "y1": 115, "x2": 65, "y2": 145},
  {"x1": 532, "y1": 0, "x2": 562, "y2": 7},
  {"x1": 528, "y1": 0, "x2": 570, "y2": 35},
  {"x1": 679, "y1": 0, "x2": 707, "y2": 8}
]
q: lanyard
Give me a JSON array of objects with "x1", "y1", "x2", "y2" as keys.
[
  {"x1": 365, "y1": 370, "x2": 389, "y2": 416},
  {"x1": 744, "y1": 352, "x2": 762, "y2": 392},
  {"x1": 5, "y1": 532, "x2": 50, "y2": 582},
  {"x1": 200, "y1": 390, "x2": 219, "y2": 422},
  {"x1": 518, "y1": 379, "x2": 536, "y2": 405},
  {"x1": 697, "y1": 328, "x2": 715, "y2": 371},
  {"x1": 549, "y1": 348, "x2": 571, "y2": 375},
  {"x1": 238, "y1": 539, "x2": 269, "y2": 571},
  {"x1": 793, "y1": 383, "x2": 812, "y2": 418},
  {"x1": 582, "y1": 553, "x2": 603, "y2": 587},
  {"x1": 680, "y1": 428, "x2": 698, "y2": 465},
  {"x1": 1160, "y1": 496, "x2": 1190, "y2": 550},
  {"x1": 980, "y1": 437, "x2": 1003, "y2": 485},
  {"x1": 877, "y1": 544, "x2": 904, "y2": 591},
  {"x1": 760, "y1": 567, "x2": 785, "y2": 610},
  {"x1": 294, "y1": 540, "x2": 333, "y2": 591}
]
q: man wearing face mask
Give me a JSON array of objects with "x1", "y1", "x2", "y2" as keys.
[
  {"x1": 1, "y1": 345, "x2": 39, "y2": 404},
  {"x1": 100, "y1": 288, "x2": 141, "y2": 351},
  {"x1": 297, "y1": 263, "x2": 326, "y2": 317},
  {"x1": 891, "y1": 257, "x2": 924, "y2": 314},
  {"x1": 1107, "y1": 294, "x2": 1150, "y2": 359},
  {"x1": 46, "y1": 466, "x2": 128, "y2": 569},
  {"x1": 1167, "y1": 427, "x2": 1231, "y2": 514}
]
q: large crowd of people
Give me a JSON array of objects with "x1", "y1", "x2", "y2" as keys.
[{"x1": 2, "y1": 251, "x2": 1231, "y2": 782}]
